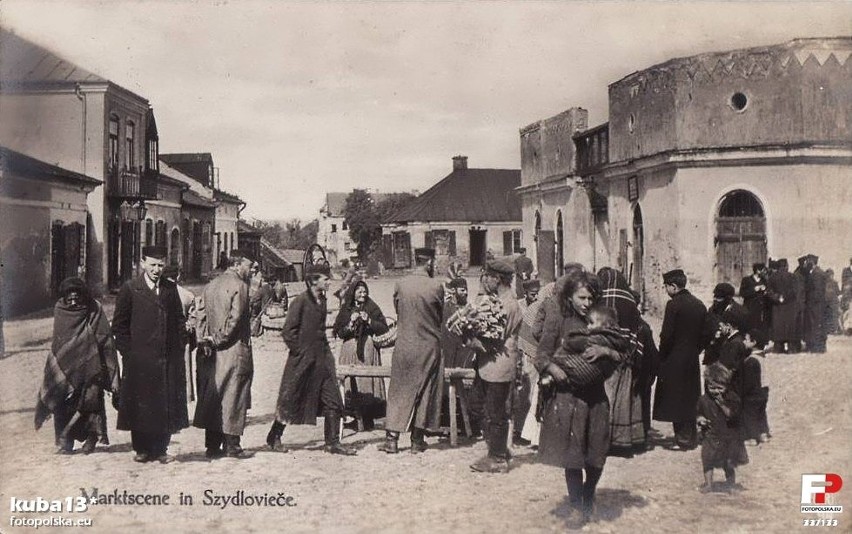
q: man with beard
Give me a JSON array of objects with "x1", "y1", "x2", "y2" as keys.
[
  {"x1": 652, "y1": 269, "x2": 707, "y2": 451},
  {"x1": 766, "y1": 259, "x2": 800, "y2": 353},
  {"x1": 194, "y1": 250, "x2": 255, "y2": 459},
  {"x1": 379, "y1": 247, "x2": 444, "y2": 454},
  {"x1": 112, "y1": 245, "x2": 188, "y2": 464}
]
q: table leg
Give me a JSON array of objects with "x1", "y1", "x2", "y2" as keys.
[{"x1": 449, "y1": 380, "x2": 458, "y2": 447}]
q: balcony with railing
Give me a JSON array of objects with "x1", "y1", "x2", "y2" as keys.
[
  {"x1": 107, "y1": 165, "x2": 159, "y2": 200},
  {"x1": 574, "y1": 123, "x2": 609, "y2": 176}
]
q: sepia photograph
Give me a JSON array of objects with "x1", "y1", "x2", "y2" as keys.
[{"x1": 0, "y1": 1, "x2": 850, "y2": 532}]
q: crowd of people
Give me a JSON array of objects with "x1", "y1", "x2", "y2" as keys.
[{"x1": 32, "y1": 243, "x2": 850, "y2": 528}]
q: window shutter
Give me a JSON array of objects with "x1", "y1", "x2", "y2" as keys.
[
  {"x1": 425, "y1": 231, "x2": 434, "y2": 249},
  {"x1": 503, "y1": 231, "x2": 512, "y2": 256},
  {"x1": 449, "y1": 231, "x2": 456, "y2": 256}
]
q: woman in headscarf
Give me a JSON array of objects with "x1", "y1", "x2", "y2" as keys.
[
  {"x1": 537, "y1": 270, "x2": 630, "y2": 526},
  {"x1": 34, "y1": 277, "x2": 120, "y2": 454},
  {"x1": 597, "y1": 267, "x2": 644, "y2": 452},
  {"x1": 333, "y1": 280, "x2": 389, "y2": 430}
]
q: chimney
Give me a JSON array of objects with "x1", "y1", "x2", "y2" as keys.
[{"x1": 452, "y1": 155, "x2": 468, "y2": 171}]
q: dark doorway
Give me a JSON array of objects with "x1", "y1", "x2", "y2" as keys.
[
  {"x1": 469, "y1": 229, "x2": 487, "y2": 267},
  {"x1": 632, "y1": 204, "x2": 645, "y2": 301},
  {"x1": 192, "y1": 221, "x2": 203, "y2": 279},
  {"x1": 715, "y1": 190, "x2": 767, "y2": 286},
  {"x1": 51, "y1": 221, "x2": 84, "y2": 296},
  {"x1": 170, "y1": 228, "x2": 181, "y2": 266},
  {"x1": 119, "y1": 220, "x2": 138, "y2": 285}
]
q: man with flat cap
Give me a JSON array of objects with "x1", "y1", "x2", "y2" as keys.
[
  {"x1": 112, "y1": 245, "x2": 188, "y2": 463},
  {"x1": 379, "y1": 247, "x2": 445, "y2": 454},
  {"x1": 652, "y1": 268, "x2": 706, "y2": 451},
  {"x1": 193, "y1": 249, "x2": 255, "y2": 458},
  {"x1": 470, "y1": 258, "x2": 523, "y2": 473},
  {"x1": 267, "y1": 262, "x2": 356, "y2": 456},
  {"x1": 514, "y1": 248, "x2": 534, "y2": 299},
  {"x1": 702, "y1": 282, "x2": 749, "y2": 366}
]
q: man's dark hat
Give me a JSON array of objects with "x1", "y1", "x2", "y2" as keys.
[
  {"x1": 713, "y1": 283, "x2": 736, "y2": 299},
  {"x1": 414, "y1": 247, "x2": 436, "y2": 260},
  {"x1": 807, "y1": 254, "x2": 819, "y2": 265},
  {"x1": 230, "y1": 249, "x2": 255, "y2": 263},
  {"x1": 662, "y1": 269, "x2": 685, "y2": 284},
  {"x1": 448, "y1": 277, "x2": 468, "y2": 289},
  {"x1": 518, "y1": 247, "x2": 527, "y2": 254},
  {"x1": 142, "y1": 245, "x2": 167, "y2": 259},
  {"x1": 752, "y1": 262, "x2": 765, "y2": 271},
  {"x1": 721, "y1": 305, "x2": 751, "y2": 332},
  {"x1": 797, "y1": 255, "x2": 808, "y2": 264},
  {"x1": 778, "y1": 258, "x2": 789, "y2": 269},
  {"x1": 522, "y1": 279, "x2": 541, "y2": 291},
  {"x1": 486, "y1": 258, "x2": 514, "y2": 276},
  {"x1": 59, "y1": 276, "x2": 87, "y2": 297}
]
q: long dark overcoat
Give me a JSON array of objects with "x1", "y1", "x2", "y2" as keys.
[
  {"x1": 385, "y1": 271, "x2": 445, "y2": 433},
  {"x1": 193, "y1": 270, "x2": 253, "y2": 435},
  {"x1": 652, "y1": 289, "x2": 707, "y2": 423},
  {"x1": 767, "y1": 270, "x2": 799, "y2": 342},
  {"x1": 112, "y1": 276, "x2": 189, "y2": 434},
  {"x1": 739, "y1": 274, "x2": 768, "y2": 335},
  {"x1": 274, "y1": 290, "x2": 336, "y2": 425},
  {"x1": 803, "y1": 266, "x2": 827, "y2": 349}
]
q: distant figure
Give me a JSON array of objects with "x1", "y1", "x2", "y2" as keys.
[
  {"x1": 802, "y1": 254, "x2": 828, "y2": 353},
  {"x1": 379, "y1": 247, "x2": 444, "y2": 454},
  {"x1": 217, "y1": 251, "x2": 229, "y2": 271},
  {"x1": 112, "y1": 245, "x2": 188, "y2": 464},
  {"x1": 653, "y1": 269, "x2": 707, "y2": 451},
  {"x1": 766, "y1": 259, "x2": 800, "y2": 353},
  {"x1": 841, "y1": 258, "x2": 852, "y2": 312},
  {"x1": 194, "y1": 250, "x2": 255, "y2": 459},
  {"x1": 35, "y1": 277, "x2": 120, "y2": 455},
  {"x1": 824, "y1": 269, "x2": 841, "y2": 335},
  {"x1": 739, "y1": 263, "x2": 769, "y2": 340},
  {"x1": 273, "y1": 276, "x2": 290, "y2": 310},
  {"x1": 514, "y1": 248, "x2": 535, "y2": 299}
]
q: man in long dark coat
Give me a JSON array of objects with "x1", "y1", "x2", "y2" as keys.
[
  {"x1": 652, "y1": 269, "x2": 707, "y2": 450},
  {"x1": 767, "y1": 259, "x2": 801, "y2": 353},
  {"x1": 513, "y1": 248, "x2": 534, "y2": 299},
  {"x1": 792, "y1": 256, "x2": 808, "y2": 353},
  {"x1": 803, "y1": 254, "x2": 828, "y2": 353},
  {"x1": 194, "y1": 250, "x2": 255, "y2": 459},
  {"x1": 266, "y1": 263, "x2": 356, "y2": 456},
  {"x1": 739, "y1": 263, "x2": 769, "y2": 340},
  {"x1": 379, "y1": 247, "x2": 444, "y2": 454},
  {"x1": 112, "y1": 246, "x2": 188, "y2": 463}
]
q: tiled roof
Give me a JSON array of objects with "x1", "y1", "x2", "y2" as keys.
[
  {"x1": 323, "y1": 191, "x2": 395, "y2": 217},
  {"x1": 183, "y1": 189, "x2": 215, "y2": 209},
  {"x1": 0, "y1": 145, "x2": 101, "y2": 186},
  {"x1": 260, "y1": 238, "x2": 304, "y2": 265},
  {"x1": 160, "y1": 153, "x2": 213, "y2": 165},
  {"x1": 238, "y1": 220, "x2": 262, "y2": 235},
  {"x1": 215, "y1": 188, "x2": 244, "y2": 204},
  {"x1": 387, "y1": 168, "x2": 521, "y2": 223}
]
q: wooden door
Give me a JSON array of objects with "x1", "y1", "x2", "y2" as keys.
[
  {"x1": 392, "y1": 231, "x2": 411, "y2": 268},
  {"x1": 469, "y1": 229, "x2": 487, "y2": 267},
  {"x1": 537, "y1": 230, "x2": 555, "y2": 283},
  {"x1": 715, "y1": 217, "x2": 767, "y2": 286}
]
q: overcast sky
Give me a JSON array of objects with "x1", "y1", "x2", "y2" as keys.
[{"x1": 2, "y1": 1, "x2": 849, "y2": 221}]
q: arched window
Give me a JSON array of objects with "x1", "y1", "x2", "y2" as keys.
[{"x1": 718, "y1": 190, "x2": 764, "y2": 217}]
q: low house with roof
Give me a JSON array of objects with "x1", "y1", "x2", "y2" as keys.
[
  {"x1": 0, "y1": 146, "x2": 101, "y2": 315},
  {"x1": 381, "y1": 156, "x2": 522, "y2": 271}
]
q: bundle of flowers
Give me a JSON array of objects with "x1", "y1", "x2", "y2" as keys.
[{"x1": 446, "y1": 294, "x2": 507, "y2": 349}]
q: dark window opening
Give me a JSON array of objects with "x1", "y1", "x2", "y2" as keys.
[
  {"x1": 730, "y1": 92, "x2": 748, "y2": 111},
  {"x1": 719, "y1": 190, "x2": 764, "y2": 217}
]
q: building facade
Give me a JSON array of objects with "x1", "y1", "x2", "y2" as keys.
[
  {"x1": 382, "y1": 156, "x2": 523, "y2": 273},
  {"x1": 318, "y1": 193, "x2": 355, "y2": 265},
  {"x1": 0, "y1": 147, "x2": 101, "y2": 315},
  {"x1": 519, "y1": 38, "x2": 852, "y2": 313}
]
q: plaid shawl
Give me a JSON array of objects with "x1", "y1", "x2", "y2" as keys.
[{"x1": 34, "y1": 299, "x2": 119, "y2": 430}]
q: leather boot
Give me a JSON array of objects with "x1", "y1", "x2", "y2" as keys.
[
  {"x1": 81, "y1": 435, "x2": 98, "y2": 455},
  {"x1": 323, "y1": 414, "x2": 357, "y2": 456},
  {"x1": 266, "y1": 421, "x2": 289, "y2": 452},
  {"x1": 377, "y1": 431, "x2": 399, "y2": 454},
  {"x1": 410, "y1": 427, "x2": 428, "y2": 454}
]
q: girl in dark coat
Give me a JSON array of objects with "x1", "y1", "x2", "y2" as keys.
[
  {"x1": 536, "y1": 271, "x2": 629, "y2": 526},
  {"x1": 333, "y1": 280, "x2": 389, "y2": 430}
]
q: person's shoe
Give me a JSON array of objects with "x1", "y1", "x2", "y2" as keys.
[
  {"x1": 563, "y1": 503, "x2": 587, "y2": 529},
  {"x1": 513, "y1": 435, "x2": 532, "y2": 447},
  {"x1": 133, "y1": 453, "x2": 150, "y2": 463},
  {"x1": 225, "y1": 448, "x2": 255, "y2": 459},
  {"x1": 81, "y1": 436, "x2": 98, "y2": 455},
  {"x1": 469, "y1": 455, "x2": 508, "y2": 473},
  {"x1": 410, "y1": 439, "x2": 428, "y2": 454},
  {"x1": 56, "y1": 447, "x2": 74, "y2": 455},
  {"x1": 377, "y1": 437, "x2": 399, "y2": 454},
  {"x1": 205, "y1": 448, "x2": 226, "y2": 459},
  {"x1": 154, "y1": 454, "x2": 176, "y2": 464},
  {"x1": 324, "y1": 442, "x2": 357, "y2": 456},
  {"x1": 266, "y1": 423, "x2": 289, "y2": 452}
]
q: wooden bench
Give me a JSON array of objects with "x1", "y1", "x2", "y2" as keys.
[{"x1": 335, "y1": 365, "x2": 476, "y2": 446}]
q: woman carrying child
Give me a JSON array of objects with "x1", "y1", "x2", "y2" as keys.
[{"x1": 536, "y1": 270, "x2": 633, "y2": 527}]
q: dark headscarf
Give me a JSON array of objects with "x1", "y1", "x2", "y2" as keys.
[
  {"x1": 597, "y1": 267, "x2": 640, "y2": 333},
  {"x1": 332, "y1": 281, "x2": 388, "y2": 361}
]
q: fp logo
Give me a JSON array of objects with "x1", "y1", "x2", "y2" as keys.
[{"x1": 801, "y1": 474, "x2": 843, "y2": 504}]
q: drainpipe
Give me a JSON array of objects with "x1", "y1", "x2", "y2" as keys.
[{"x1": 74, "y1": 84, "x2": 87, "y2": 175}]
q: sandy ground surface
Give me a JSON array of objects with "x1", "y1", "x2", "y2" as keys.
[{"x1": 1, "y1": 276, "x2": 850, "y2": 533}]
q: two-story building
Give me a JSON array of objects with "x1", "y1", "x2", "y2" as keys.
[
  {"x1": 382, "y1": 156, "x2": 523, "y2": 273},
  {"x1": 520, "y1": 37, "x2": 852, "y2": 313},
  {"x1": 0, "y1": 29, "x2": 163, "y2": 293}
]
